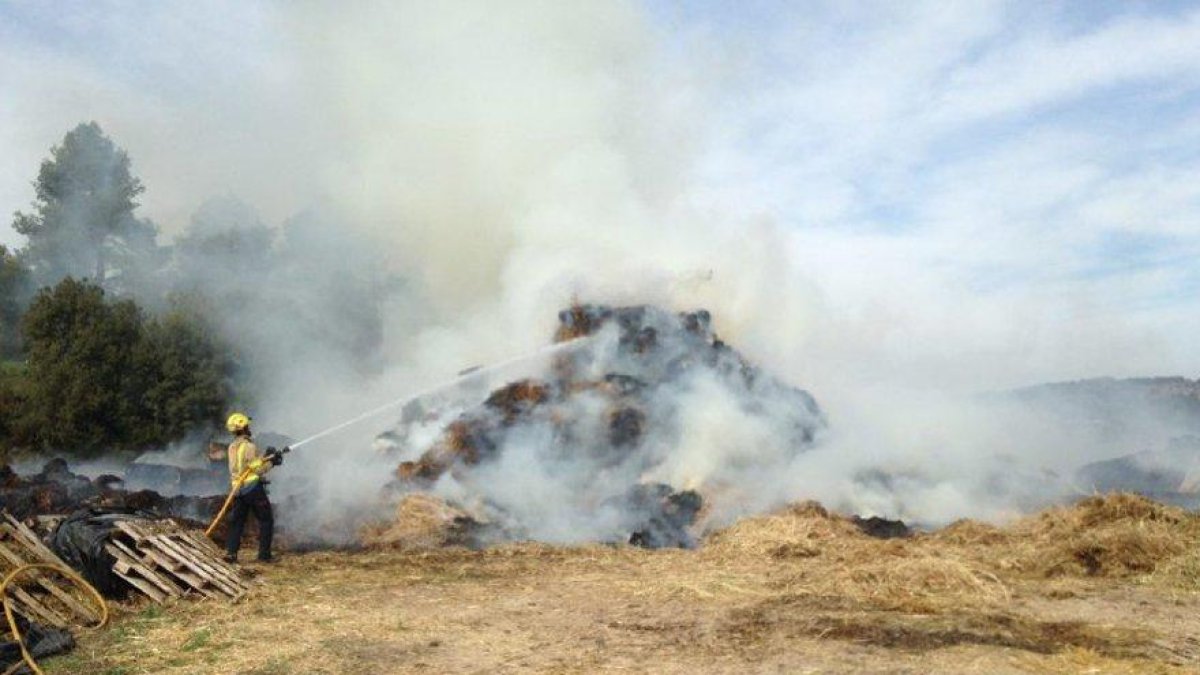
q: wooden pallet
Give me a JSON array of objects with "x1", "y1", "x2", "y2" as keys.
[
  {"x1": 0, "y1": 512, "x2": 105, "y2": 633},
  {"x1": 105, "y1": 518, "x2": 249, "y2": 603}
]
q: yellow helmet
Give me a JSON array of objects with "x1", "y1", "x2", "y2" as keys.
[{"x1": 226, "y1": 412, "x2": 251, "y2": 433}]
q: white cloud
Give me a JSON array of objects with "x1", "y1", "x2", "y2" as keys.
[{"x1": 674, "y1": 1, "x2": 1200, "y2": 390}]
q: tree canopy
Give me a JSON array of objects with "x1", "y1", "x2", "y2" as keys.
[
  {"x1": 18, "y1": 278, "x2": 234, "y2": 455},
  {"x1": 0, "y1": 245, "x2": 31, "y2": 358},
  {"x1": 1, "y1": 121, "x2": 399, "y2": 455},
  {"x1": 12, "y1": 122, "x2": 160, "y2": 292}
]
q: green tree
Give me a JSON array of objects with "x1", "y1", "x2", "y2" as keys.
[
  {"x1": 0, "y1": 245, "x2": 31, "y2": 358},
  {"x1": 12, "y1": 122, "x2": 160, "y2": 291},
  {"x1": 20, "y1": 279, "x2": 234, "y2": 455}
]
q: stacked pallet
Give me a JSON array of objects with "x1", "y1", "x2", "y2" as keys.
[
  {"x1": 0, "y1": 513, "x2": 104, "y2": 630},
  {"x1": 103, "y1": 519, "x2": 248, "y2": 602}
]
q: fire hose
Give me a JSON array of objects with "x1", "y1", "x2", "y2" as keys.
[
  {"x1": 1, "y1": 563, "x2": 108, "y2": 675},
  {"x1": 204, "y1": 447, "x2": 289, "y2": 538}
]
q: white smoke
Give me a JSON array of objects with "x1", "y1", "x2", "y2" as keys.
[
  {"x1": 4, "y1": 1, "x2": 1199, "y2": 542},
  {"x1": 159, "y1": 2, "x2": 1200, "y2": 536}
]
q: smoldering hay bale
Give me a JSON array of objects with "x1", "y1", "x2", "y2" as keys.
[
  {"x1": 359, "y1": 494, "x2": 481, "y2": 549},
  {"x1": 376, "y1": 304, "x2": 827, "y2": 548}
]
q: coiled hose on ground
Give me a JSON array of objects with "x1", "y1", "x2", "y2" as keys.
[{"x1": 1, "y1": 562, "x2": 108, "y2": 675}]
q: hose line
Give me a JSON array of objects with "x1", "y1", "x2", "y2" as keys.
[
  {"x1": 1, "y1": 563, "x2": 108, "y2": 675},
  {"x1": 204, "y1": 466, "x2": 258, "y2": 539}
]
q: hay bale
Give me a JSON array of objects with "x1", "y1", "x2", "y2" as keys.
[
  {"x1": 703, "y1": 500, "x2": 865, "y2": 558},
  {"x1": 484, "y1": 379, "x2": 550, "y2": 424},
  {"x1": 360, "y1": 494, "x2": 477, "y2": 550}
]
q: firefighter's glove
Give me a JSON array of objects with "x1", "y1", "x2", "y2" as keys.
[{"x1": 264, "y1": 447, "x2": 284, "y2": 467}]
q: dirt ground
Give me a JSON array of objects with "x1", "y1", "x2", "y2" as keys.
[{"x1": 43, "y1": 496, "x2": 1200, "y2": 674}]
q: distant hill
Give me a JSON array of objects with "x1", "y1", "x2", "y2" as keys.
[
  {"x1": 1000, "y1": 377, "x2": 1200, "y2": 503},
  {"x1": 1005, "y1": 376, "x2": 1200, "y2": 433}
]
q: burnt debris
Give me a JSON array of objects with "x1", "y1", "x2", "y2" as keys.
[{"x1": 851, "y1": 515, "x2": 911, "y2": 540}]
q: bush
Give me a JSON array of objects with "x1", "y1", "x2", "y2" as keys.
[{"x1": 19, "y1": 278, "x2": 233, "y2": 455}]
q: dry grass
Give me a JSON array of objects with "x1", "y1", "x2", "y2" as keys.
[{"x1": 42, "y1": 493, "x2": 1200, "y2": 674}]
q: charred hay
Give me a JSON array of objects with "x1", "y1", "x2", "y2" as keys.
[{"x1": 0, "y1": 460, "x2": 223, "y2": 527}]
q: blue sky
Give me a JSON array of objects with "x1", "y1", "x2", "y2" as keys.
[
  {"x1": 1, "y1": 1, "x2": 1198, "y2": 386},
  {"x1": 645, "y1": 1, "x2": 1200, "y2": 365}
]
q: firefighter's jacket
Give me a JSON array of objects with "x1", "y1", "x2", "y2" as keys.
[{"x1": 228, "y1": 437, "x2": 272, "y2": 493}]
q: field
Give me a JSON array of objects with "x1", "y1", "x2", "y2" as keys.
[{"x1": 45, "y1": 494, "x2": 1200, "y2": 674}]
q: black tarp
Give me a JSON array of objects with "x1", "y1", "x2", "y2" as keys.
[
  {"x1": 0, "y1": 617, "x2": 75, "y2": 674},
  {"x1": 50, "y1": 508, "x2": 157, "y2": 599}
]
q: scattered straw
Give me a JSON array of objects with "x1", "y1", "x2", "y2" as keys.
[{"x1": 1003, "y1": 493, "x2": 1199, "y2": 579}]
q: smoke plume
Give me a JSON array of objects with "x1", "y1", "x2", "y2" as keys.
[{"x1": 4, "y1": 2, "x2": 1199, "y2": 543}]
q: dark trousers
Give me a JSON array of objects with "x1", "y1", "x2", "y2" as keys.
[{"x1": 225, "y1": 482, "x2": 274, "y2": 560}]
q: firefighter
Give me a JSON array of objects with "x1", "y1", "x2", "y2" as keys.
[{"x1": 223, "y1": 412, "x2": 284, "y2": 563}]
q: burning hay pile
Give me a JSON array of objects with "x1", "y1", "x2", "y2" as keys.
[{"x1": 373, "y1": 304, "x2": 826, "y2": 548}]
